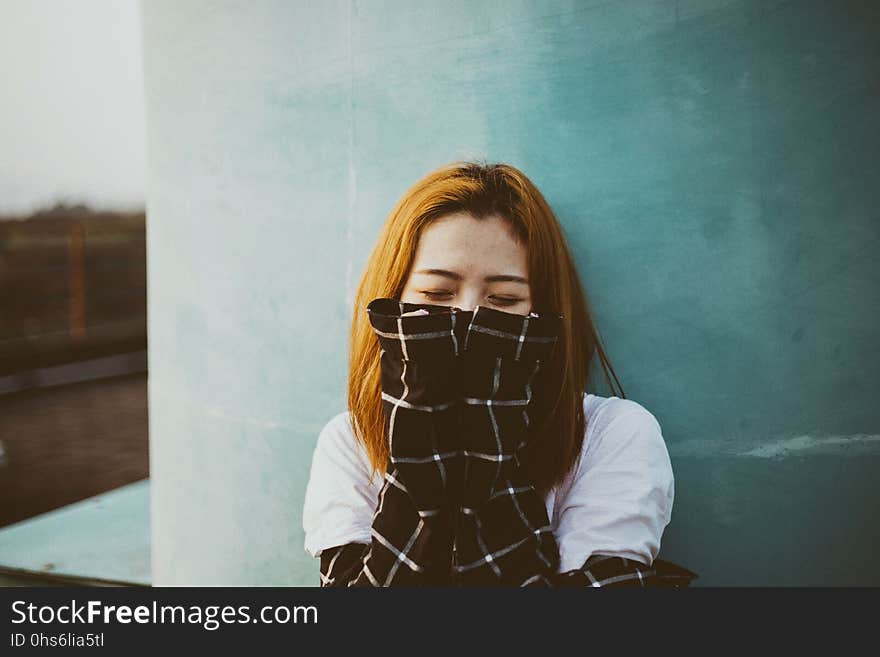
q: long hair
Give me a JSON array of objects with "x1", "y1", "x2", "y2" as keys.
[{"x1": 347, "y1": 160, "x2": 624, "y2": 496}]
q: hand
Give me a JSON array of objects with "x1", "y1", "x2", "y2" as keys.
[
  {"x1": 366, "y1": 298, "x2": 465, "y2": 516},
  {"x1": 457, "y1": 305, "x2": 561, "y2": 509}
]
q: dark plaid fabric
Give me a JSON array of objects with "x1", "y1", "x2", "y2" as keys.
[
  {"x1": 318, "y1": 297, "x2": 698, "y2": 588},
  {"x1": 452, "y1": 301, "x2": 561, "y2": 586},
  {"x1": 321, "y1": 544, "x2": 698, "y2": 588}
]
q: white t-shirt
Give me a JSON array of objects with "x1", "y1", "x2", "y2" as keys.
[{"x1": 302, "y1": 393, "x2": 674, "y2": 572}]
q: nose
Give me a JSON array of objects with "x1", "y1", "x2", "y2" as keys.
[{"x1": 454, "y1": 290, "x2": 481, "y2": 313}]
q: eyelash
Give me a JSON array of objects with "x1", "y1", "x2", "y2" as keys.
[{"x1": 420, "y1": 291, "x2": 522, "y2": 307}]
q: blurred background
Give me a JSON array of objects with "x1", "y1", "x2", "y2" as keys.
[{"x1": 0, "y1": 0, "x2": 147, "y2": 532}]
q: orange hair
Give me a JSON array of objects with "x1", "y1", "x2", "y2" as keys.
[{"x1": 347, "y1": 160, "x2": 624, "y2": 495}]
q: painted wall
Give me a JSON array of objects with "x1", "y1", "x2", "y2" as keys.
[{"x1": 142, "y1": 0, "x2": 880, "y2": 585}]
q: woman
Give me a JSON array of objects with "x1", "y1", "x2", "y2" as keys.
[{"x1": 302, "y1": 161, "x2": 697, "y2": 587}]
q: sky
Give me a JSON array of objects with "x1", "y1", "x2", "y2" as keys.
[{"x1": 0, "y1": 0, "x2": 145, "y2": 215}]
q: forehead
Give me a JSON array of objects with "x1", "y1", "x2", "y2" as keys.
[{"x1": 413, "y1": 213, "x2": 528, "y2": 273}]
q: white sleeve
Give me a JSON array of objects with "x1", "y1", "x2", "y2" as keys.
[
  {"x1": 302, "y1": 413, "x2": 377, "y2": 558},
  {"x1": 554, "y1": 399, "x2": 675, "y2": 572}
]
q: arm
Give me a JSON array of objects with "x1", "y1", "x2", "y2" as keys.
[
  {"x1": 545, "y1": 554, "x2": 697, "y2": 587},
  {"x1": 319, "y1": 478, "x2": 455, "y2": 587},
  {"x1": 451, "y1": 305, "x2": 698, "y2": 588},
  {"x1": 320, "y1": 545, "x2": 697, "y2": 587},
  {"x1": 452, "y1": 468, "x2": 697, "y2": 586},
  {"x1": 319, "y1": 542, "x2": 370, "y2": 586},
  {"x1": 547, "y1": 400, "x2": 697, "y2": 587},
  {"x1": 316, "y1": 461, "x2": 456, "y2": 586},
  {"x1": 318, "y1": 300, "x2": 698, "y2": 587},
  {"x1": 451, "y1": 304, "x2": 562, "y2": 586},
  {"x1": 319, "y1": 299, "x2": 463, "y2": 586}
]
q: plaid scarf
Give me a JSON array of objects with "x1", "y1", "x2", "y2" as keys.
[{"x1": 318, "y1": 298, "x2": 697, "y2": 588}]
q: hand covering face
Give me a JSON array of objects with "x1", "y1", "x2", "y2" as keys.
[{"x1": 318, "y1": 298, "x2": 697, "y2": 588}]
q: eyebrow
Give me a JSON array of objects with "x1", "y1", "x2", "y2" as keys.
[{"x1": 413, "y1": 268, "x2": 529, "y2": 284}]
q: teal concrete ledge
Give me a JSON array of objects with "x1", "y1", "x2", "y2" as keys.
[{"x1": 0, "y1": 479, "x2": 150, "y2": 586}]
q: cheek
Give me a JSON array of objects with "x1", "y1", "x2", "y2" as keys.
[{"x1": 510, "y1": 298, "x2": 532, "y2": 316}]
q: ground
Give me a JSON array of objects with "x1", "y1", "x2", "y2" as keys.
[{"x1": 0, "y1": 373, "x2": 148, "y2": 528}]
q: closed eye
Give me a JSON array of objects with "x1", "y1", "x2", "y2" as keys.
[
  {"x1": 419, "y1": 291, "x2": 524, "y2": 307},
  {"x1": 489, "y1": 296, "x2": 522, "y2": 307}
]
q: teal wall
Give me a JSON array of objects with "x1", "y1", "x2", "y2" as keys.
[{"x1": 142, "y1": 0, "x2": 880, "y2": 585}]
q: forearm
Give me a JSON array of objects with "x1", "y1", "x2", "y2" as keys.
[
  {"x1": 453, "y1": 479, "x2": 560, "y2": 586},
  {"x1": 540, "y1": 554, "x2": 698, "y2": 587},
  {"x1": 454, "y1": 474, "x2": 697, "y2": 588},
  {"x1": 321, "y1": 299, "x2": 464, "y2": 587},
  {"x1": 320, "y1": 543, "x2": 370, "y2": 586},
  {"x1": 319, "y1": 478, "x2": 454, "y2": 587},
  {"x1": 322, "y1": 537, "x2": 698, "y2": 588},
  {"x1": 453, "y1": 305, "x2": 563, "y2": 586}
]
